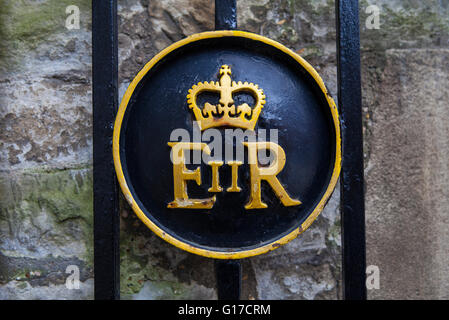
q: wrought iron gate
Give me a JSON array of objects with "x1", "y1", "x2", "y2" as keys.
[{"x1": 92, "y1": 0, "x2": 366, "y2": 300}]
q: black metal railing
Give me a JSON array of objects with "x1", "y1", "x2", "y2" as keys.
[{"x1": 92, "y1": 0, "x2": 366, "y2": 300}]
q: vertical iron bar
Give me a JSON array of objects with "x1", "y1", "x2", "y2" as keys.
[
  {"x1": 335, "y1": 0, "x2": 367, "y2": 300},
  {"x1": 215, "y1": 0, "x2": 237, "y2": 30},
  {"x1": 92, "y1": 0, "x2": 120, "y2": 300},
  {"x1": 215, "y1": 260, "x2": 242, "y2": 300},
  {"x1": 214, "y1": 0, "x2": 241, "y2": 300}
]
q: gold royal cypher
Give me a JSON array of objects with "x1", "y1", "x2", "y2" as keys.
[{"x1": 167, "y1": 66, "x2": 301, "y2": 210}]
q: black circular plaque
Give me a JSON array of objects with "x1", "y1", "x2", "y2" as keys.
[{"x1": 113, "y1": 31, "x2": 341, "y2": 259}]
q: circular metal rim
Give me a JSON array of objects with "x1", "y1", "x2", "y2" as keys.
[{"x1": 113, "y1": 30, "x2": 342, "y2": 259}]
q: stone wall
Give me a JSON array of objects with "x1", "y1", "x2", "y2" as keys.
[
  {"x1": 360, "y1": 0, "x2": 449, "y2": 300},
  {"x1": 0, "y1": 0, "x2": 94, "y2": 299},
  {"x1": 0, "y1": 0, "x2": 448, "y2": 300}
]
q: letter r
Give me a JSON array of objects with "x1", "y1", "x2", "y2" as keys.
[{"x1": 243, "y1": 141, "x2": 301, "y2": 209}]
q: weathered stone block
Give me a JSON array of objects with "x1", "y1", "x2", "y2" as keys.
[
  {"x1": 364, "y1": 49, "x2": 449, "y2": 299},
  {"x1": 0, "y1": 168, "x2": 93, "y2": 299}
]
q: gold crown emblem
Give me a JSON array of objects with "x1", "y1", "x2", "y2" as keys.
[{"x1": 187, "y1": 65, "x2": 266, "y2": 131}]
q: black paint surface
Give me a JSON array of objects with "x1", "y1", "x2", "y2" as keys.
[
  {"x1": 215, "y1": 260, "x2": 241, "y2": 299},
  {"x1": 120, "y1": 36, "x2": 337, "y2": 252},
  {"x1": 336, "y1": 0, "x2": 367, "y2": 300},
  {"x1": 92, "y1": 0, "x2": 120, "y2": 300},
  {"x1": 215, "y1": 0, "x2": 237, "y2": 30}
]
